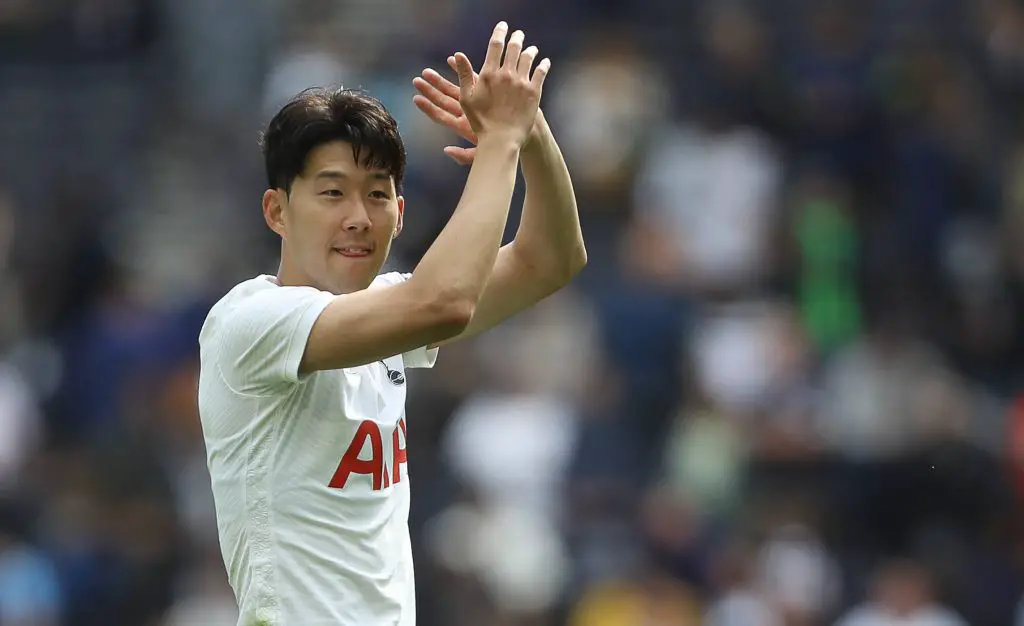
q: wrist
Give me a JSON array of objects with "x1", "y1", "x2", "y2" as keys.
[
  {"x1": 522, "y1": 110, "x2": 550, "y2": 153},
  {"x1": 476, "y1": 129, "x2": 527, "y2": 152}
]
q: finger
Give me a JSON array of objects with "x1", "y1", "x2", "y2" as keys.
[
  {"x1": 503, "y1": 30, "x2": 525, "y2": 71},
  {"x1": 413, "y1": 95, "x2": 478, "y2": 143},
  {"x1": 453, "y1": 52, "x2": 475, "y2": 96},
  {"x1": 482, "y1": 21, "x2": 508, "y2": 72},
  {"x1": 412, "y1": 94, "x2": 460, "y2": 129},
  {"x1": 413, "y1": 76, "x2": 462, "y2": 117},
  {"x1": 449, "y1": 55, "x2": 480, "y2": 82},
  {"x1": 421, "y1": 68, "x2": 461, "y2": 102},
  {"x1": 444, "y1": 146, "x2": 476, "y2": 166},
  {"x1": 531, "y1": 57, "x2": 552, "y2": 89},
  {"x1": 518, "y1": 46, "x2": 539, "y2": 78}
]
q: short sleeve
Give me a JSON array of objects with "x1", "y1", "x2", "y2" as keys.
[
  {"x1": 404, "y1": 342, "x2": 439, "y2": 369},
  {"x1": 206, "y1": 285, "x2": 335, "y2": 392},
  {"x1": 377, "y1": 272, "x2": 439, "y2": 370}
]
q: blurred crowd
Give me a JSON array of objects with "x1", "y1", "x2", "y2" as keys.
[{"x1": 2, "y1": 0, "x2": 1024, "y2": 625}]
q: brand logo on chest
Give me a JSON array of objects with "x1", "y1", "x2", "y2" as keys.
[{"x1": 327, "y1": 417, "x2": 408, "y2": 492}]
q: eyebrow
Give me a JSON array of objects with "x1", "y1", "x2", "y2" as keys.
[{"x1": 314, "y1": 170, "x2": 391, "y2": 182}]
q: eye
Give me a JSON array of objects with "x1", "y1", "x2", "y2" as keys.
[
  {"x1": 321, "y1": 189, "x2": 343, "y2": 198},
  {"x1": 369, "y1": 190, "x2": 391, "y2": 200}
]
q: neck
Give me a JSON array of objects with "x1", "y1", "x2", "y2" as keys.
[
  {"x1": 275, "y1": 260, "x2": 318, "y2": 290},
  {"x1": 275, "y1": 259, "x2": 365, "y2": 295}
]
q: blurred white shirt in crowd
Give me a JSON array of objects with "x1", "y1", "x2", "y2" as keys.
[
  {"x1": 550, "y1": 46, "x2": 669, "y2": 188},
  {"x1": 444, "y1": 392, "x2": 577, "y2": 517},
  {"x1": 704, "y1": 589, "x2": 781, "y2": 626},
  {"x1": 444, "y1": 291, "x2": 593, "y2": 519},
  {"x1": 835, "y1": 604, "x2": 967, "y2": 626},
  {"x1": 756, "y1": 524, "x2": 841, "y2": 619},
  {"x1": 0, "y1": 363, "x2": 41, "y2": 489},
  {"x1": 636, "y1": 121, "x2": 781, "y2": 292}
]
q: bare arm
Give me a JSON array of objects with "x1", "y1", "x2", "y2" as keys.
[
  {"x1": 414, "y1": 67, "x2": 585, "y2": 348},
  {"x1": 431, "y1": 113, "x2": 585, "y2": 346},
  {"x1": 514, "y1": 110, "x2": 585, "y2": 279}
]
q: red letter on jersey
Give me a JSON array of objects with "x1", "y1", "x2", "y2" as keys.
[
  {"x1": 392, "y1": 418, "x2": 408, "y2": 485},
  {"x1": 329, "y1": 420, "x2": 384, "y2": 489}
]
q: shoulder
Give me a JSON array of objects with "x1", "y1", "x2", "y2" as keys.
[
  {"x1": 198, "y1": 275, "x2": 338, "y2": 391},
  {"x1": 203, "y1": 273, "x2": 272, "y2": 314},
  {"x1": 198, "y1": 275, "x2": 330, "y2": 349}
]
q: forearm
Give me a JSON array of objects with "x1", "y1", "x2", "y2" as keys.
[
  {"x1": 411, "y1": 134, "x2": 521, "y2": 305},
  {"x1": 513, "y1": 112, "x2": 586, "y2": 281}
]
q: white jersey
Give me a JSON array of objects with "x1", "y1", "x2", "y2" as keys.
[{"x1": 197, "y1": 272, "x2": 437, "y2": 626}]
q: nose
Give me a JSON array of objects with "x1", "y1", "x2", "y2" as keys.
[{"x1": 342, "y1": 201, "x2": 372, "y2": 232}]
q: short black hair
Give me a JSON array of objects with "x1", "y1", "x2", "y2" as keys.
[{"x1": 260, "y1": 87, "x2": 406, "y2": 194}]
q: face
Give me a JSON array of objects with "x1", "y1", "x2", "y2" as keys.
[{"x1": 263, "y1": 141, "x2": 404, "y2": 294}]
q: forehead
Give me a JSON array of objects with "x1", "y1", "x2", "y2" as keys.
[{"x1": 302, "y1": 141, "x2": 393, "y2": 182}]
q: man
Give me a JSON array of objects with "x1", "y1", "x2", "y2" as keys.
[{"x1": 198, "y1": 21, "x2": 585, "y2": 626}]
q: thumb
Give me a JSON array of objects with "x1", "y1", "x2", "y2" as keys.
[
  {"x1": 453, "y1": 53, "x2": 475, "y2": 97},
  {"x1": 450, "y1": 56, "x2": 479, "y2": 83},
  {"x1": 444, "y1": 146, "x2": 475, "y2": 166}
]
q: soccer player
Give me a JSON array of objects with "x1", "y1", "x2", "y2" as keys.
[{"x1": 197, "y1": 21, "x2": 585, "y2": 626}]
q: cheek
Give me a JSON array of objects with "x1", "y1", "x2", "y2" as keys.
[
  {"x1": 292, "y1": 203, "x2": 333, "y2": 235},
  {"x1": 384, "y1": 207, "x2": 401, "y2": 233},
  {"x1": 287, "y1": 220, "x2": 330, "y2": 257}
]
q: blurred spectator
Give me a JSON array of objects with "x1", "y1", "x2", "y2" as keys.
[
  {"x1": 633, "y1": 90, "x2": 782, "y2": 297},
  {"x1": 568, "y1": 564, "x2": 703, "y2": 626},
  {"x1": 0, "y1": 500, "x2": 61, "y2": 626},
  {"x1": 661, "y1": 390, "x2": 746, "y2": 521},
  {"x1": 548, "y1": 26, "x2": 669, "y2": 210},
  {"x1": 703, "y1": 541, "x2": 781, "y2": 626},
  {"x1": 0, "y1": 363, "x2": 42, "y2": 492},
  {"x1": 441, "y1": 290, "x2": 595, "y2": 519},
  {"x1": 834, "y1": 560, "x2": 966, "y2": 626},
  {"x1": 160, "y1": 548, "x2": 238, "y2": 626},
  {"x1": 819, "y1": 311, "x2": 949, "y2": 462},
  {"x1": 425, "y1": 500, "x2": 571, "y2": 621},
  {"x1": 694, "y1": 2, "x2": 793, "y2": 142},
  {"x1": 787, "y1": 165, "x2": 862, "y2": 354},
  {"x1": 755, "y1": 519, "x2": 842, "y2": 626}
]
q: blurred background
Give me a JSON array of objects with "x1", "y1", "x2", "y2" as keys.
[{"x1": 1, "y1": 0, "x2": 1024, "y2": 624}]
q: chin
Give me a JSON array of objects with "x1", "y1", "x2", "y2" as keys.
[
  {"x1": 325, "y1": 263, "x2": 381, "y2": 294},
  {"x1": 325, "y1": 255, "x2": 382, "y2": 290}
]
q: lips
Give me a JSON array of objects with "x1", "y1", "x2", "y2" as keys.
[{"x1": 333, "y1": 245, "x2": 373, "y2": 258}]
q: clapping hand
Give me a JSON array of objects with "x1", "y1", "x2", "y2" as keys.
[{"x1": 413, "y1": 24, "x2": 549, "y2": 165}]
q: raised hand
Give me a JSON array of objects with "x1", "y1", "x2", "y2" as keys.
[
  {"x1": 420, "y1": 22, "x2": 549, "y2": 153},
  {"x1": 414, "y1": 52, "x2": 547, "y2": 164},
  {"x1": 413, "y1": 62, "x2": 478, "y2": 165}
]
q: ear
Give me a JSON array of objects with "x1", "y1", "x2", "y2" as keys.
[
  {"x1": 263, "y1": 189, "x2": 287, "y2": 238},
  {"x1": 394, "y1": 196, "x2": 405, "y2": 239}
]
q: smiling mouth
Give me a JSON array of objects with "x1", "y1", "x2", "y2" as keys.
[{"x1": 333, "y1": 246, "x2": 373, "y2": 258}]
